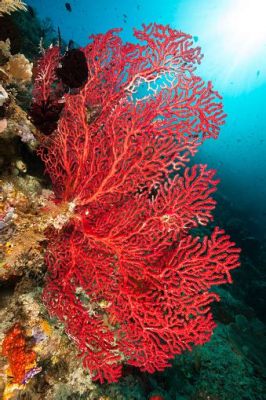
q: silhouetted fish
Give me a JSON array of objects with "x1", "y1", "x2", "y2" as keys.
[{"x1": 65, "y1": 2, "x2": 72, "y2": 12}]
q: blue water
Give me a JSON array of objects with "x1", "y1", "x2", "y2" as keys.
[{"x1": 27, "y1": 0, "x2": 266, "y2": 237}]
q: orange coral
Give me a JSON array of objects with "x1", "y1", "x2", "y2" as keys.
[{"x1": 1, "y1": 323, "x2": 36, "y2": 383}]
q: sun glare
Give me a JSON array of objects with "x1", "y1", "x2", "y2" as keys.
[
  {"x1": 219, "y1": 0, "x2": 266, "y2": 61},
  {"x1": 175, "y1": 0, "x2": 266, "y2": 93}
]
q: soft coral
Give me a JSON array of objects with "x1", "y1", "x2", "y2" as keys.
[{"x1": 32, "y1": 23, "x2": 240, "y2": 383}]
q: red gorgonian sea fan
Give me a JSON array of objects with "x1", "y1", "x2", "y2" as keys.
[{"x1": 32, "y1": 24, "x2": 240, "y2": 383}]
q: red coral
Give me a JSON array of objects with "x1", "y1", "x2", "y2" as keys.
[
  {"x1": 32, "y1": 46, "x2": 61, "y2": 105},
  {"x1": 2, "y1": 323, "x2": 36, "y2": 384},
  {"x1": 30, "y1": 46, "x2": 64, "y2": 135},
  {"x1": 33, "y1": 24, "x2": 240, "y2": 383}
]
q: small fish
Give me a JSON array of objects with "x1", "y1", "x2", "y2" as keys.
[
  {"x1": 256, "y1": 70, "x2": 260, "y2": 77},
  {"x1": 65, "y1": 2, "x2": 72, "y2": 12},
  {"x1": 193, "y1": 35, "x2": 199, "y2": 42}
]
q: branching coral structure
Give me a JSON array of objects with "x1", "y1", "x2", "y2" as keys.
[{"x1": 31, "y1": 24, "x2": 241, "y2": 383}]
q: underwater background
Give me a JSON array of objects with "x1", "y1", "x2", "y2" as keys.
[{"x1": 0, "y1": 0, "x2": 265, "y2": 399}]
